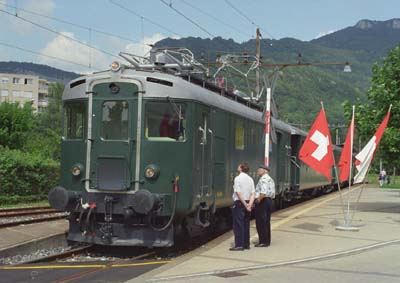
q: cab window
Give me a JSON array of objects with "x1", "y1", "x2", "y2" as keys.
[
  {"x1": 101, "y1": 101, "x2": 129, "y2": 140},
  {"x1": 63, "y1": 101, "x2": 86, "y2": 140},
  {"x1": 145, "y1": 102, "x2": 186, "y2": 141}
]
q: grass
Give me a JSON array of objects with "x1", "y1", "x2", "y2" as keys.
[
  {"x1": 381, "y1": 183, "x2": 400, "y2": 189},
  {"x1": 0, "y1": 200, "x2": 49, "y2": 209},
  {"x1": 367, "y1": 173, "x2": 400, "y2": 188}
]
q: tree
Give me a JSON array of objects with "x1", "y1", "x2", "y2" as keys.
[
  {"x1": 26, "y1": 82, "x2": 64, "y2": 160},
  {"x1": 344, "y1": 44, "x2": 400, "y2": 171},
  {"x1": 0, "y1": 102, "x2": 34, "y2": 149}
]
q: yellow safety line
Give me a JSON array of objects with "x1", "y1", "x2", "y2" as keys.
[
  {"x1": 0, "y1": 264, "x2": 105, "y2": 270},
  {"x1": 0, "y1": 260, "x2": 171, "y2": 270},
  {"x1": 112, "y1": 260, "x2": 172, "y2": 267},
  {"x1": 271, "y1": 187, "x2": 359, "y2": 230}
]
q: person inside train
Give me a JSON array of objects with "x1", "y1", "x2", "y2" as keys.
[
  {"x1": 230, "y1": 163, "x2": 255, "y2": 251},
  {"x1": 254, "y1": 165, "x2": 275, "y2": 247},
  {"x1": 159, "y1": 111, "x2": 185, "y2": 140}
]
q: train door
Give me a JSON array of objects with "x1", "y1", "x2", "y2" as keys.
[
  {"x1": 290, "y1": 135, "x2": 301, "y2": 189},
  {"x1": 195, "y1": 105, "x2": 212, "y2": 199},
  {"x1": 211, "y1": 110, "x2": 227, "y2": 201},
  {"x1": 88, "y1": 82, "x2": 138, "y2": 192}
]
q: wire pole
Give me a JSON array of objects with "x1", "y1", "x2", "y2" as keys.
[
  {"x1": 265, "y1": 88, "x2": 271, "y2": 166},
  {"x1": 255, "y1": 27, "x2": 261, "y2": 100}
]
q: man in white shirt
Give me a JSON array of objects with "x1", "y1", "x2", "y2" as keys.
[
  {"x1": 230, "y1": 163, "x2": 255, "y2": 251},
  {"x1": 254, "y1": 165, "x2": 275, "y2": 247}
]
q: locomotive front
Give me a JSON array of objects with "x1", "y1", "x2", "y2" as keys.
[{"x1": 48, "y1": 63, "x2": 189, "y2": 247}]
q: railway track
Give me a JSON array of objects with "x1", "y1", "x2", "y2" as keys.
[{"x1": 0, "y1": 206, "x2": 68, "y2": 228}]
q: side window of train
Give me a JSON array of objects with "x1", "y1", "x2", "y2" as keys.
[
  {"x1": 145, "y1": 102, "x2": 186, "y2": 142},
  {"x1": 101, "y1": 101, "x2": 129, "y2": 140},
  {"x1": 235, "y1": 119, "x2": 245, "y2": 150},
  {"x1": 63, "y1": 101, "x2": 86, "y2": 140}
]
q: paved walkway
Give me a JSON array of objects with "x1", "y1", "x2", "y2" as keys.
[
  {"x1": 128, "y1": 186, "x2": 400, "y2": 283},
  {"x1": 0, "y1": 220, "x2": 68, "y2": 253}
]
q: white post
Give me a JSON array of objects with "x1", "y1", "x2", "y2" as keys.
[
  {"x1": 346, "y1": 106, "x2": 355, "y2": 222},
  {"x1": 264, "y1": 87, "x2": 271, "y2": 166}
]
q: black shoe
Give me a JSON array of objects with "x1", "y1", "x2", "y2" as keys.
[
  {"x1": 229, "y1": 247, "x2": 244, "y2": 251},
  {"x1": 244, "y1": 245, "x2": 250, "y2": 250},
  {"x1": 254, "y1": 243, "x2": 270, "y2": 247}
]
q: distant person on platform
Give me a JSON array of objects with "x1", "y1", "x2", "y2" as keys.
[
  {"x1": 230, "y1": 163, "x2": 255, "y2": 251},
  {"x1": 380, "y1": 169, "x2": 387, "y2": 186},
  {"x1": 254, "y1": 165, "x2": 275, "y2": 247}
]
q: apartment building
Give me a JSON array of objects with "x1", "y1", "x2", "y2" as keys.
[{"x1": 0, "y1": 73, "x2": 49, "y2": 112}]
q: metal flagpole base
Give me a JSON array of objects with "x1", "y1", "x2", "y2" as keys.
[
  {"x1": 336, "y1": 225, "x2": 360, "y2": 232},
  {"x1": 336, "y1": 213, "x2": 360, "y2": 231}
]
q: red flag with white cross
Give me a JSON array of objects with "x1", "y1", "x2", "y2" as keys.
[{"x1": 299, "y1": 108, "x2": 334, "y2": 181}]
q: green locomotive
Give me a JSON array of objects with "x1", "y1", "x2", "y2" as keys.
[{"x1": 48, "y1": 48, "x2": 339, "y2": 247}]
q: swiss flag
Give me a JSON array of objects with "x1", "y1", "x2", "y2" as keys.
[
  {"x1": 299, "y1": 108, "x2": 334, "y2": 181},
  {"x1": 353, "y1": 109, "x2": 391, "y2": 184},
  {"x1": 338, "y1": 109, "x2": 355, "y2": 182}
]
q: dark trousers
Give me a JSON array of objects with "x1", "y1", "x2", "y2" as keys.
[
  {"x1": 233, "y1": 200, "x2": 250, "y2": 248},
  {"x1": 255, "y1": 197, "x2": 272, "y2": 245}
]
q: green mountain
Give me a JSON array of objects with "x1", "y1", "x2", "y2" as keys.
[
  {"x1": 155, "y1": 19, "x2": 400, "y2": 127},
  {"x1": 311, "y1": 19, "x2": 400, "y2": 57}
]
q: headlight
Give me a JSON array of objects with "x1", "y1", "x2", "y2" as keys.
[
  {"x1": 110, "y1": 61, "x2": 121, "y2": 72},
  {"x1": 71, "y1": 164, "x2": 84, "y2": 177},
  {"x1": 144, "y1": 165, "x2": 160, "y2": 180}
]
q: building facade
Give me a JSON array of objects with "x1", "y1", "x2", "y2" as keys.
[{"x1": 0, "y1": 73, "x2": 49, "y2": 112}]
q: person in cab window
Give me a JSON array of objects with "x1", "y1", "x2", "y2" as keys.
[
  {"x1": 159, "y1": 112, "x2": 184, "y2": 140},
  {"x1": 230, "y1": 163, "x2": 255, "y2": 251},
  {"x1": 254, "y1": 165, "x2": 275, "y2": 247}
]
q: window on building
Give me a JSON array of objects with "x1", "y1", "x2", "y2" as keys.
[
  {"x1": 235, "y1": 119, "x2": 245, "y2": 150},
  {"x1": 22, "y1": 91, "x2": 33, "y2": 98},
  {"x1": 12, "y1": 91, "x2": 21, "y2": 97},
  {"x1": 1, "y1": 77, "x2": 9, "y2": 84},
  {"x1": 25, "y1": 78, "x2": 33, "y2": 85},
  {"x1": 12, "y1": 78, "x2": 20, "y2": 84},
  {"x1": 145, "y1": 102, "x2": 186, "y2": 141},
  {"x1": 63, "y1": 102, "x2": 86, "y2": 139},
  {"x1": 1, "y1": 90, "x2": 8, "y2": 97},
  {"x1": 101, "y1": 101, "x2": 129, "y2": 140}
]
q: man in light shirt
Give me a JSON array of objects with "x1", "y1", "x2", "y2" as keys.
[
  {"x1": 254, "y1": 165, "x2": 275, "y2": 247},
  {"x1": 230, "y1": 163, "x2": 255, "y2": 251}
]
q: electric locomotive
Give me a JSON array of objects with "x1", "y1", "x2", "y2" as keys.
[{"x1": 48, "y1": 48, "x2": 340, "y2": 247}]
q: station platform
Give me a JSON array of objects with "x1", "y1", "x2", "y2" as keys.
[
  {"x1": 129, "y1": 186, "x2": 400, "y2": 283},
  {"x1": 0, "y1": 220, "x2": 68, "y2": 256}
]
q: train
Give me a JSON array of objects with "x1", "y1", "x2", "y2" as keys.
[{"x1": 48, "y1": 48, "x2": 342, "y2": 247}]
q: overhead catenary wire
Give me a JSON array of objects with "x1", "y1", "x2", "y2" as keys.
[
  {"x1": 0, "y1": 1, "x2": 145, "y2": 45},
  {"x1": 179, "y1": 0, "x2": 252, "y2": 39},
  {"x1": 159, "y1": 0, "x2": 215, "y2": 38},
  {"x1": 222, "y1": 0, "x2": 292, "y2": 57},
  {"x1": 0, "y1": 41, "x2": 101, "y2": 70},
  {"x1": 109, "y1": 0, "x2": 183, "y2": 38},
  {"x1": 0, "y1": 8, "x2": 119, "y2": 60}
]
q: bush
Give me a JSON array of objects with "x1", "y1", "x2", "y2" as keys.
[{"x1": 0, "y1": 147, "x2": 59, "y2": 199}]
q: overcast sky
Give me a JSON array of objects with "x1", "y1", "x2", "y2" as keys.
[{"x1": 0, "y1": 0, "x2": 398, "y2": 73}]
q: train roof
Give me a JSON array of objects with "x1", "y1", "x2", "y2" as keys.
[{"x1": 63, "y1": 67, "x2": 307, "y2": 137}]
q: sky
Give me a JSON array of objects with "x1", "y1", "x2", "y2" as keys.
[{"x1": 0, "y1": 0, "x2": 399, "y2": 73}]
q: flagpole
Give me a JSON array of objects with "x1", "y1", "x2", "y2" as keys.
[
  {"x1": 320, "y1": 102, "x2": 347, "y2": 220},
  {"x1": 350, "y1": 103, "x2": 392, "y2": 222},
  {"x1": 337, "y1": 105, "x2": 359, "y2": 231},
  {"x1": 346, "y1": 106, "x2": 355, "y2": 222}
]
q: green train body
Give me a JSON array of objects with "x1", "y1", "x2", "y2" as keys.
[{"x1": 49, "y1": 50, "x2": 341, "y2": 247}]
